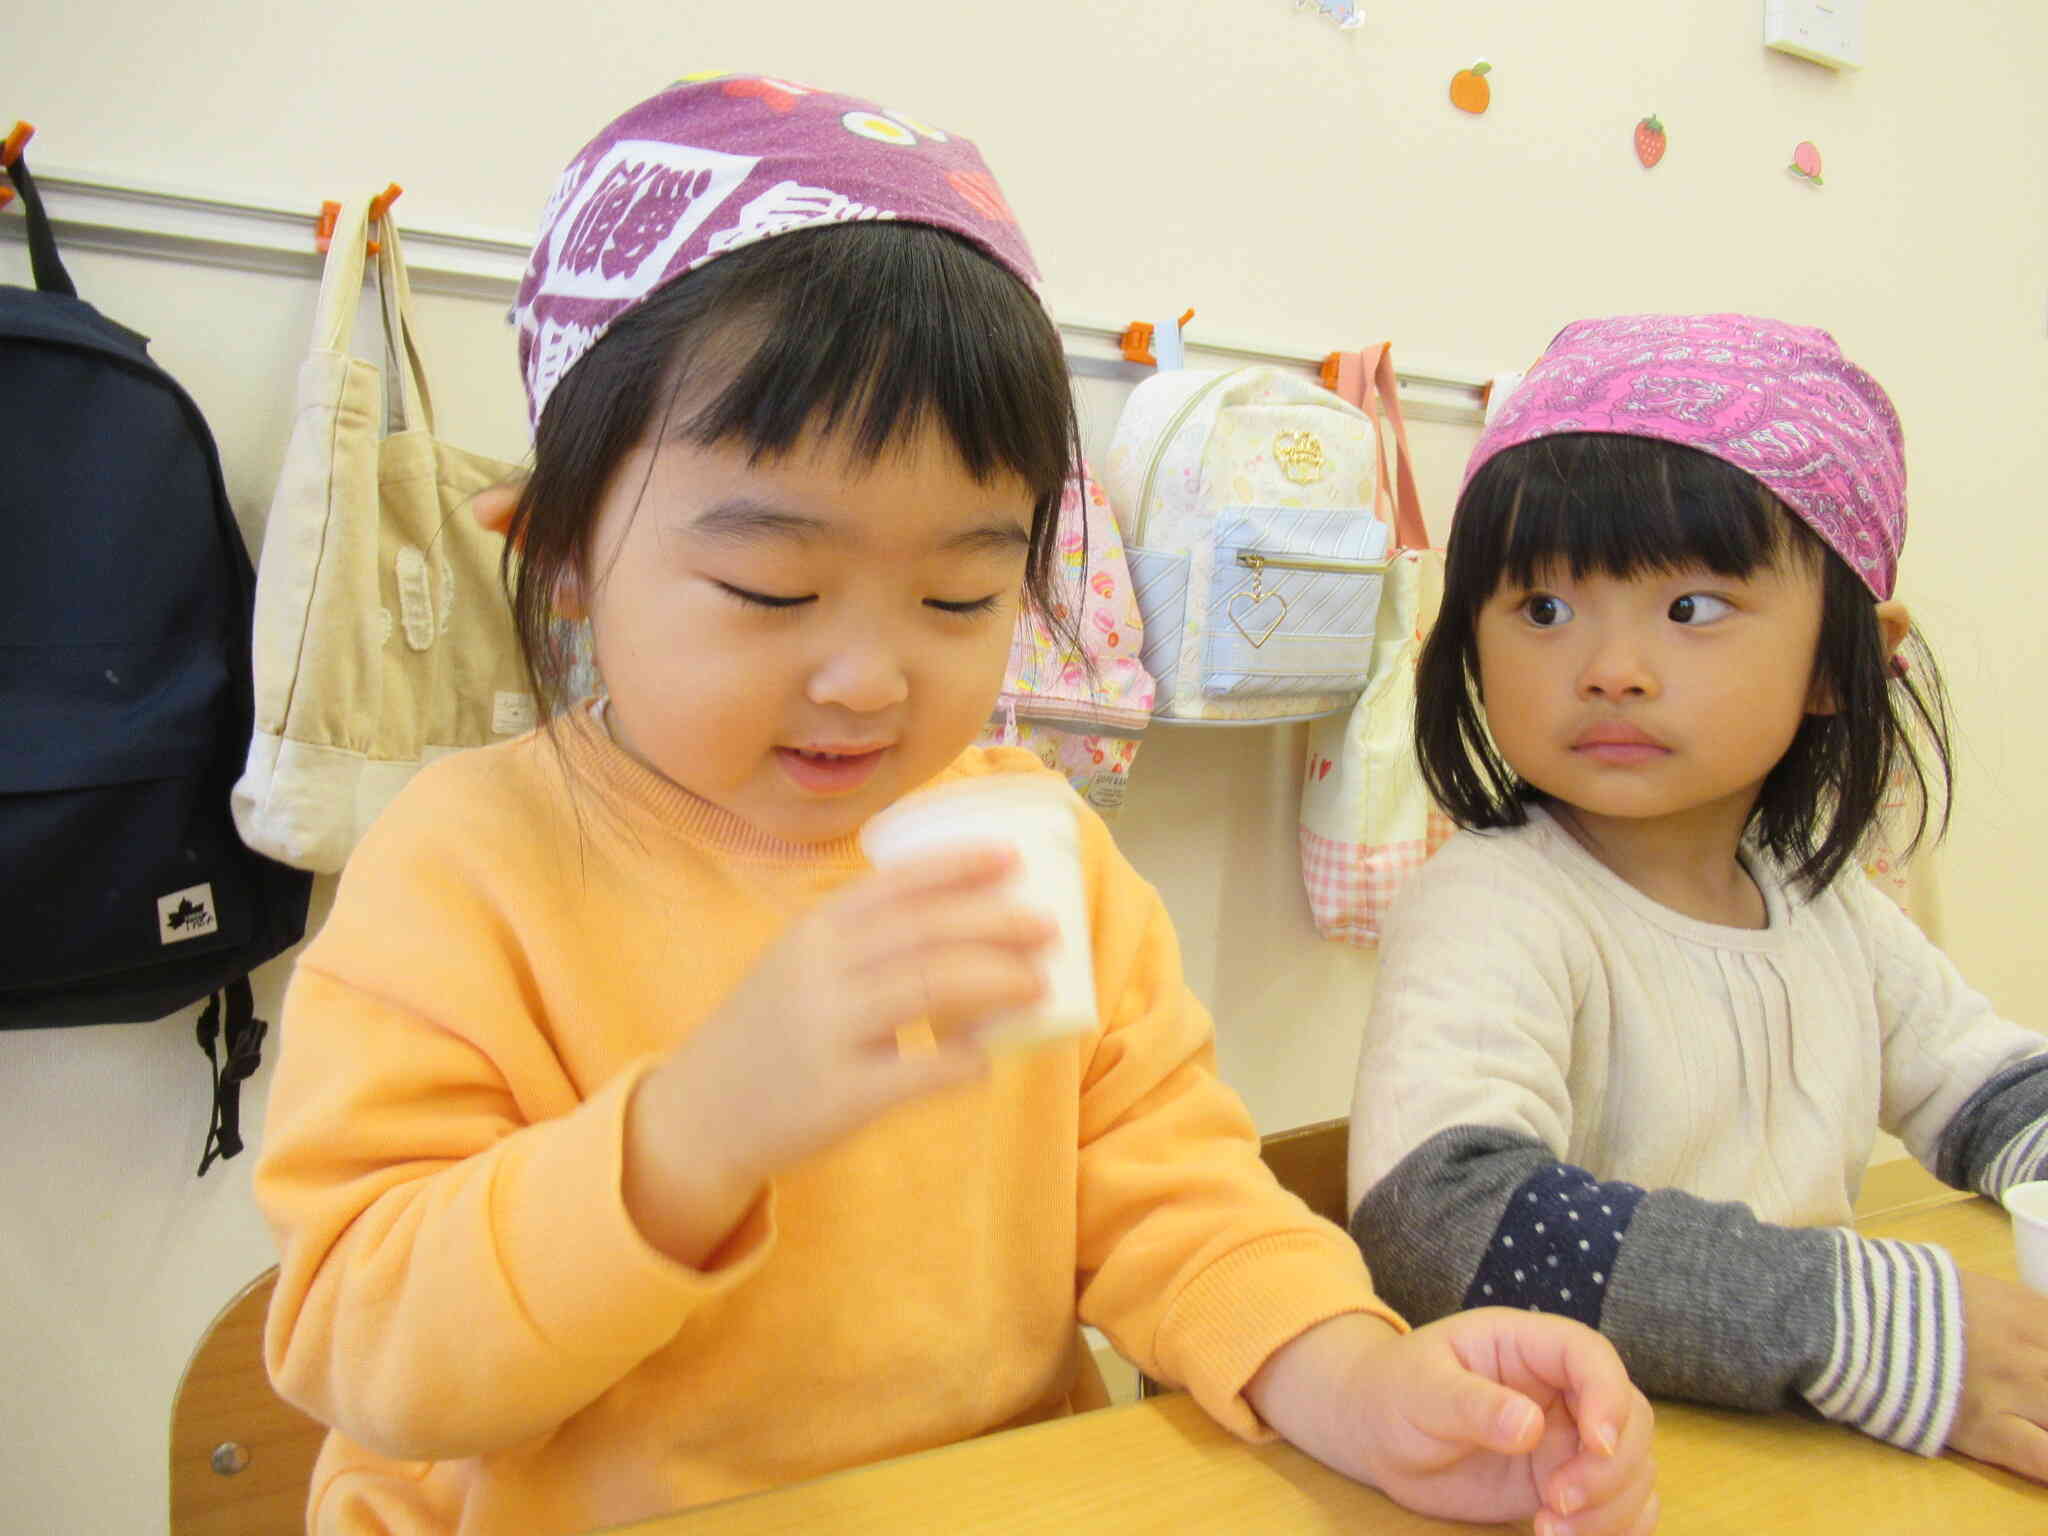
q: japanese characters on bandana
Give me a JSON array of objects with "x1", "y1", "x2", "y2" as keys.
[{"x1": 513, "y1": 74, "x2": 1041, "y2": 429}]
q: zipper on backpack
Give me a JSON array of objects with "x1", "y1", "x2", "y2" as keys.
[{"x1": 1235, "y1": 550, "x2": 1389, "y2": 577}]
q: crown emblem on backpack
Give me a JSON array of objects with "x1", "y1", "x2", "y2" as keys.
[{"x1": 1273, "y1": 430, "x2": 1327, "y2": 485}]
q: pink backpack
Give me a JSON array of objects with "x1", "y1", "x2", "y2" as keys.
[{"x1": 977, "y1": 469, "x2": 1156, "y2": 814}]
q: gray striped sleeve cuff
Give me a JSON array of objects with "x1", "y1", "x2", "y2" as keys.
[
  {"x1": 1933, "y1": 1053, "x2": 2048, "y2": 1195},
  {"x1": 1979, "y1": 1115, "x2": 2048, "y2": 1201},
  {"x1": 1803, "y1": 1232, "x2": 1963, "y2": 1458}
]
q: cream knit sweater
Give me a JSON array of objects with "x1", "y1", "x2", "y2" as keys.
[{"x1": 1349, "y1": 804, "x2": 2048, "y2": 1458}]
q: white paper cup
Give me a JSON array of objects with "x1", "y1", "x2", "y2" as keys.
[
  {"x1": 2003, "y1": 1181, "x2": 2048, "y2": 1294},
  {"x1": 859, "y1": 775, "x2": 1097, "y2": 1050}
]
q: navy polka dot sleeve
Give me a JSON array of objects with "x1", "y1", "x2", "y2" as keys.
[
  {"x1": 1461, "y1": 1161, "x2": 1645, "y2": 1327},
  {"x1": 1352, "y1": 1125, "x2": 1964, "y2": 1456}
]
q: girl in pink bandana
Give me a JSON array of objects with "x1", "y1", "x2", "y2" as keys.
[
  {"x1": 1350, "y1": 313, "x2": 2048, "y2": 1482},
  {"x1": 254, "y1": 80, "x2": 1655, "y2": 1536}
]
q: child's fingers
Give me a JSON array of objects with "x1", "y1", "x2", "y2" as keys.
[
  {"x1": 848, "y1": 941, "x2": 1047, "y2": 1042},
  {"x1": 1962, "y1": 1412, "x2": 2048, "y2": 1484},
  {"x1": 1484, "y1": 1311, "x2": 1640, "y2": 1457},
  {"x1": 1539, "y1": 1479, "x2": 1660, "y2": 1536},
  {"x1": 1542, "y1": 1387, "x2": 1656, "y2": 1535},
  {"x1": 1562, "y1": 1368, "x2": 1646, "y2": 1471},
  {"x1": 1416, "y1": 1368, "x2": 1545, "y2": 1456},
  {"x1": 1540, "y1": 1456, "x2": 1656, "y2": 1536},
  {"x1": 852, "y1": 888, "x2": 1059, "y2": 974}
]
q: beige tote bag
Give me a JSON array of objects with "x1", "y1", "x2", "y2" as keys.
[
  {"x1": 1297, "y1": 345, "x2": 1453, "y2": 944},
  {"x1": 232, "y1": 194, "x2": 527, "y2": 873}
]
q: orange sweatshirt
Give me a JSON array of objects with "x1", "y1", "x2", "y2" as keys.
[{"x1": 255, "y1": 709, "x2": 1395, "y2": 1534}]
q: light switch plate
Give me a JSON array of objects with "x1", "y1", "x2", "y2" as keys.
[{"x1": 1764, "y1": 0, "x2": 1864, "y2": 70}]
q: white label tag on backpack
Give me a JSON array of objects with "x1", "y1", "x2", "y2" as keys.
[{"x1": 158, "y1": 883, "x2": 219, "y2": 945}]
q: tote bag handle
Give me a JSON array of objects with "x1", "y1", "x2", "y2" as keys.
[
  {"x1": 310, "y1": 194, "x2": 435, "y2": 436},
  {"x1": 1330, "y1": 344, "x2": 1431, "y2": 553},
  {"x1": 372, "y1": 212, "x2": 435, "y2": 435}
]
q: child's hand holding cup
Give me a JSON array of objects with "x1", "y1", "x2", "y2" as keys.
[{"x1": 860, "y1": 775, "x2": 1097, "y2": 1050}]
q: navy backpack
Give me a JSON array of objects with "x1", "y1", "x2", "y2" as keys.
[{"x1": 0, "y1": 149, "x2": 313, "y2": 1173}]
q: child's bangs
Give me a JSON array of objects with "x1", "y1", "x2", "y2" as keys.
[
  {"x1": 1475, "y1": 434, "x2": 1799, "y2": 591},
  {"x1": 670, "y1": 223, "x2": 1074, "y2": 501}
]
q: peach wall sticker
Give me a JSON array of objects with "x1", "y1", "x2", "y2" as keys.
[
  {"x1": 1789, "y1": 141, "x2": 1825, "y2": 185},
  {"x1": 1449, "y1": 60, "x2": 1492, "y2": 114}
]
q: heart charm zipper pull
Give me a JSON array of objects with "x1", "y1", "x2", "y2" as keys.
[{"x1": 1228, "y1": 555, "x2": 1288, "y2": 648}]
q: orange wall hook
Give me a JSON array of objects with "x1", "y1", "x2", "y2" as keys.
[
  {"x1": 0, "y1": 185, "x2": 15, "y2": 212},
  {"x1": 1120, "y1": 310, "x2": 1196, "y2": 369},
  {"x1": 365, "y1": 182, "x2": 403, "y2": 253},
  {"x1": 314, "y1": 199, "x2": 342, "y2": 253},
  {"x1": 2, "y1": 121, "x2": 35, "y2": 169}
]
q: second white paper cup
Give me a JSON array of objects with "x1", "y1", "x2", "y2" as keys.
[
  {"x1": 2003, "y1": 1180, "x2": 2048, "y2": 1294},
  {"x1": 859, "y1": 774, "x2": 1097, "y2": 1050}
]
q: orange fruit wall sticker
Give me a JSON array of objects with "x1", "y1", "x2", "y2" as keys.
[{"x1": 1449, "y1": 60, "x2": 1492, "y2": 115}]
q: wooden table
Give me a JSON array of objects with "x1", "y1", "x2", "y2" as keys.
[{"x1": 621, "y1": 1162, "x2": 2045, "y2": 1533}]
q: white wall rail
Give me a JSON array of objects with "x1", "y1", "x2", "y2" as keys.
[{"x1": 3, "y1": 165, "x2": 1492, "y2": 424}]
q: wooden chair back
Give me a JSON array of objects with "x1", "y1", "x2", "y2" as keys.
[
  {"x1": 170, "y1": 1266, "x2": 327, "y2": 1536},
  {"x1": 1258, "y1": 1117, "x2": 1351, "y2": 1229}
]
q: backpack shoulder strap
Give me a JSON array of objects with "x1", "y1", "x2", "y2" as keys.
[{"x1": 4, "y1": 153, "x2": 78, "y2": 299}]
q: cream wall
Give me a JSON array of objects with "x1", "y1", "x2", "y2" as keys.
[{"x1": 8, "y1": 3, "x2": 2047, "y2": 1529}]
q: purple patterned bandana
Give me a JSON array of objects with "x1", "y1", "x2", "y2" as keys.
[
  {"x1": 513, "y1": 73, "x2": 1041, "y2": 429},
  {"x1": 1465, "y1": 314, "x2": 1906, "y2": 598}
]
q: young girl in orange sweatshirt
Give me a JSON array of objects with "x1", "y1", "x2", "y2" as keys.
[{"x1": 255, "y1": 75, "x2": 1657, "y2": 1536}]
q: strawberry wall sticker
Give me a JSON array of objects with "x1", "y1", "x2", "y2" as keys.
[
  {"x1": 1449, "y1": 59, "x2": 1492, "y2": 114},
  {"x1": 1634, "y1": 115, "x2": 1667, "y2": 169},
  {"x1": 1789, "y1": 140, "x2": 1825, "y2": 185}
]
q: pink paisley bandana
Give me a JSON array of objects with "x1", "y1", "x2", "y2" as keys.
[
  {"x1": 513, "y1": 73, "x2": 1040, "y2": 429},
  {"x1": 1466, "y1": 314, "x2": 1906, "y2": 598}
]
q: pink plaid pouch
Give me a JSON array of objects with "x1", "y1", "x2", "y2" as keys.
[
  {"x1": 1297, "y1": 347, "x2": 1452, "y2": 943},
  {"x1": 977, "y1": 469, "x2": 1156, "y2": 813}
]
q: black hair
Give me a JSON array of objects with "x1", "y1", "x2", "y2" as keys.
[
  {"x1": 502, "y1": 220, "x2": 1084, "y2": 719},
  {"x1": 1415, "y1": 432, "x2": 1953, "y2": 894}
]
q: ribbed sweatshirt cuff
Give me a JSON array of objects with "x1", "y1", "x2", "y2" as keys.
[
  {"x1": 1802, "y1": 1232, "x2": 1962, "y2": 1458},
  {"x1": 1152, "y1": 1234, "x2": 1404, "y2": 1441},
  {"x1": 1978, "y1": 1115, "x2": 2048, "y2": 1200}
]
